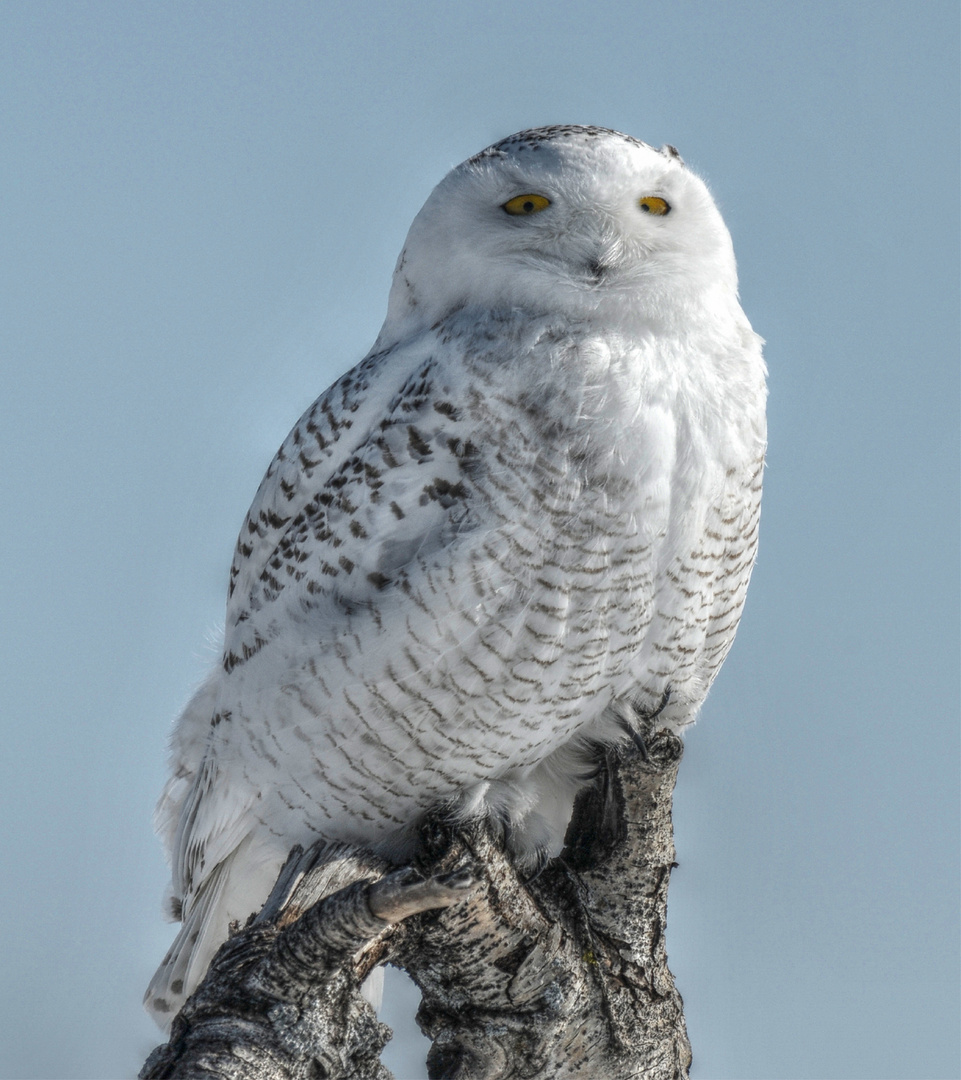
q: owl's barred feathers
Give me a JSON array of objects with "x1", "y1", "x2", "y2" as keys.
[{"x1": 146, "y1": 126, "x2": 766, "y2": 1025}]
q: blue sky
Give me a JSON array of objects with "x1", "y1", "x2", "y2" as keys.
[{"x1": 1, "y1": 3, "x2": 957, "y2": 1078}]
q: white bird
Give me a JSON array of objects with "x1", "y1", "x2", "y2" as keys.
[{"x1": 145, "y1": 125, "x2": 767, "y2": 1026}]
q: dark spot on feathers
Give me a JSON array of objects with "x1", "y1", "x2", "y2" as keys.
[
  {"x1": 338, "y1": 556, "x2": 355, "y2": 573},
  {"x1": 407, "y1": 426, "x2": 432, "y2": 458},
  {"x1": 450, "y1": 438, "x2": 481, "y2": 478},
  {"x1": 321, "y1": 399, "x2": 352, "y2": 431},
  {"x1": 423, "y1": 477, "x2": 469, "y2": 508},
  {"x1": 243, "y1": 637, "x2": 266, "y2": 660},
  {"x1": 390, "y1": 501, "x2": 405, "y2": 519},
  {"x1": 433, "y1": 400, "x2": 459, "y2": 418},
  {"x1": 349, "y1": 520, "x2": 368, "y2": 538},
  {"x1": 367, "y1": 571, "x2": 390, "y2": 590},
  {"x1": 448, "y1": 437, "x2": 479, "y2": 459}
]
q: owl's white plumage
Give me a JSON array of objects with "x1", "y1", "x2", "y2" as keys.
[{"x1": 146, "y1": 126, "x2": 766, "y2": 1025}]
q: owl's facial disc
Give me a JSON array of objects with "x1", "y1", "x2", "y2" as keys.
[
  {"x1": 488, "y1": 164, "x2": 688, "y2": 293},
  {"x1": 381, "y1": 125, "x2": 739, "y2": 336}
]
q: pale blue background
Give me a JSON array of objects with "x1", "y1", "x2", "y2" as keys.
[{"x1": 1, "y1": 3, "x2": 957, "y2": 1078}]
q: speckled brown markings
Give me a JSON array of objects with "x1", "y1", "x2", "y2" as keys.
[{"x1": 468, "y1": 125, "x2": 651, "y2": 164}]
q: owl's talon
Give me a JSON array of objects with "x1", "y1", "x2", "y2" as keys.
[
  {"x1": 437, "y1": 867, "x2": 476, "y2": 891},
  {"x1": 629, "y1": 728, "x2": 650, "y2": 761},
  {"x1": 624, "y1": 687, "x2": 673, "y2": 759},
  {"x1": 368, "y1": 865, "x2": 478, "y2": 923}
]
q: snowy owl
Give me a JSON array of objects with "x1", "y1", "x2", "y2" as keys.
[{"x1": 145, "y1": 125, "x2": 767, "y2": 1025}]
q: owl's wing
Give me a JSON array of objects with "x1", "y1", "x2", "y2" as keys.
[
  {"x1": 149, "y1": 330, "x2": 485, "y2": 1023},
  {"x1": 221, "y1": 328, "x2": 488, "y2": 671},
  {"x1": 172, "y1": 324, "x2": 490, "y2": 894},
  {"x1": 227, "y1": 345, "x2": 399, "y2": 608},
  {"x1": 160, "y1": 329, "x2": 455, "y2": 865}
]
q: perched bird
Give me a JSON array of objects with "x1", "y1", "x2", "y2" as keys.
[{"x1": 145, "y1": 125, "x2": 767, "y2": 1026}]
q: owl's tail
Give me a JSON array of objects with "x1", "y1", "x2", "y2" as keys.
[
  {"x1": 143, "y1": 839, "x2": 284, "y2": 1030},
  {"x1": 143, "y1": 856, "x2": 233, "y2": 1028}
]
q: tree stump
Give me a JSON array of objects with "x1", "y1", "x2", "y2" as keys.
[{"x1": 141, "y1": 727, "x2": 690, "y2": 1080}]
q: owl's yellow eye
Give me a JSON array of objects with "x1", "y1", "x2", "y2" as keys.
[
  {"x1": 502, "y1": 193, "x2": 551, "y2": 216},
  {"x1": 639, "y1": 196, "x2": 671, "y2": 216}
]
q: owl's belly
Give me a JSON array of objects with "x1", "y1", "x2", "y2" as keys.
[{"x1": 220, "y1": 478, "x2": 726, "y2": 852}]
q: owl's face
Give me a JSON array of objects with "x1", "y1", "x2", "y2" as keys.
[{"x1": 382, "y1": 126, "x2": 741, "y2": 340}]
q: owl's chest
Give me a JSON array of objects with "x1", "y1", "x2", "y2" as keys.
[
  {"x1": 470, "y1": 341, "x2": 725, "y2": 560},
  {"x1": 455, "y1": 335, "x2": 758, "y2": 681}
]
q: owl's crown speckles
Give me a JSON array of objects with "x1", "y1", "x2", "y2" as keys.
[{"x1": 467, "y1": 125, "x2": 682, "y2": 165}]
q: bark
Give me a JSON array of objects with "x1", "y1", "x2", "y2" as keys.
[{"x1": 140, "y1": 726, "x2": 690, "y2": 1080}]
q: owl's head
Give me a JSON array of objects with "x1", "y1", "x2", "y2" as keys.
[{"x1": 380, "y1": 126, "x2": 741, "y2": 341}]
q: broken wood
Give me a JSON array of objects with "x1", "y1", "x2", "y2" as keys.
[{"x1": 141, "y1": 725, "x2": 690, "y2": 1080}]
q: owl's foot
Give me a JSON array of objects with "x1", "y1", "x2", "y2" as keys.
[{"x1": 624, "y1": 686, "x2": 673, "y2": 759}]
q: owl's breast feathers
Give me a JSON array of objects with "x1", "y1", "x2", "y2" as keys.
[{"x1": 219, "y1": 311, "x2": 764, "y2": 739}]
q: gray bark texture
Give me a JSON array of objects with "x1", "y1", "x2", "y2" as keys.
[{"x1": 140, "y1": 727, "x2": 691, "y2": 1080}]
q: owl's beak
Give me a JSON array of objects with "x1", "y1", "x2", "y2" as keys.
[{"x1": 585, "y1": 257, "x2": 609, "y2": 283}]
